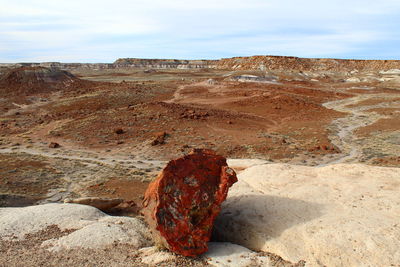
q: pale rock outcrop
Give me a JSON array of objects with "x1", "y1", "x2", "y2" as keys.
[
  {"x1": 138, "y1": 242, "x2": 274, "y2": 266},
  {"x1": 379, "y1": 69, "x2": 400, "y2": 75},
  {"x1": 345, "y1": 77, "x2": 361, "y2": 83},
  {"x1": 204, "y1": 242, "x2": 272, "y2": 267},
  {"x1": 63, "y1": 197, "x2": 123, "y2": 212},
  {"x1": 227, "y1": 159, "x2": 271, "y2": 170},
  {"x1": 0, "y1": 203, "x2": 152, "y2": 250},
  {"x1": 214, "y1": 163, "x2": 400, "y2": 267},
  {"x1": 138, "y1": 246, "x2": 178, "y2": 265}
]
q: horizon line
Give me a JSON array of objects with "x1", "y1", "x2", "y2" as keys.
[{"x1": 1, "y1": 54, "x2": 400, "y2": 64}]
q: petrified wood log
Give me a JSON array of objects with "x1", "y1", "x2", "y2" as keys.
[{"x1": 142, "y1": 149, "x2": 237, "y2": 257}]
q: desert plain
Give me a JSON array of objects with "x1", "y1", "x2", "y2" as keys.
[{"x1": 0, "y1": 56, "x2": 399, "y2": 266}]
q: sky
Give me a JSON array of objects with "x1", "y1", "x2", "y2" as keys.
[{"x1": 0, "y1": 0, "x2": 400, "y2": 62}]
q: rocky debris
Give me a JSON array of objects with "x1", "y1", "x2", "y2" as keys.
[
  {"x1": 379, "y1": 69, "x2": 400, "y2": 75},
  {"x1": 207, "y1": 78, "x2": 217, "y2": 85},
  {"x1": 138, "y1": 246, "x2": 178, "y2": 265},
  {"x1": 112, "y1": 200, "x2": 140, "y2": 216},
  {"x1": 143, "y1": 69, "x2": 157, "y2": 74},
  {"x1": 345, "y1": 77, "x2": 361, "y2": 83},
  {"x1": 151, "y1": 131, "x2": 168, "y2": 146},
  {"x1": 48, "y1": 142, "x2": 60, "y2": 148},
  {"x1": 0, "y1": 203, "x2": 152, "y2": 250},
  {"x1": 231, "y1": 74, "x2": 278, "y2": 83},
  {"x1": 137, "y1": 246, "x2": 211, "y2": 266},
  {"x1": 372, "y1": 156, "x2": 400, "y2": 167},
  {"x1": 63, "y1": 197, "x2": 123, "y2": 212},
  {"x1": 214, "y1": 162, "x2": 400, "y2": 267},
  {"x1": 180, "y1": 109, "x2": 209, "y2": 120},
  {"x1": 216, "y1": 55, "x2": 400, "y2": 72},
  {"x1": 141, "y1": 149, "x2": 237, "y2": 257},
  {"x1": 307, "y1": 144, "x2": 339, "y2": 152},
  {"x1": 114, "y1": 128, "x2": 125, "y2": 134}
]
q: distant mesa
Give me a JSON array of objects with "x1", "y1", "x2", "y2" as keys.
[
  {"x1": 3, "y1": 55, "x2": 400, "y2": 73},
  {"x1": 0, "y1": 66, "x2": 80, "y2": 95},
  {"x1": 113, "y1": 58, "x2": 218, "y2": 69}
]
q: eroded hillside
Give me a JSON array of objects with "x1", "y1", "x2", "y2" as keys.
[{"x1": 0, "y1": 57, "x2": 399, "y2": 208}]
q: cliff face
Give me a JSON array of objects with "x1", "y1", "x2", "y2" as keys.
[
  {"x1": 18, "y1": 62, "x2": 115, "y2": 71},
  {"x1": 215, "y1": 55, "x2": 400, "y2": 72},
  {"x1": 2, "y1": 55, "x2": 400, "y2": 72},
  {"x1": 113, "y1": 58, "x2": 218, "y2": 69},
  {"x1": 0, "y1": 59, "x2": 217, "y2": 71}
]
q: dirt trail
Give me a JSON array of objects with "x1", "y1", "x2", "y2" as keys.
[
  {"x1": 0, "y1": 146, "x2": 165, "y2": 169},
  {"x1": 0, "y1": 145, "x2": 166, "y2": 203},
  {"x1": 322, "y1": 93, "x2": 399, "y2": 164}
]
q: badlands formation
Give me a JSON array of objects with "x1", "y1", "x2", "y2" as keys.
[{"x1": 0, "y1": 55, "x2": 399, "y2": 266}]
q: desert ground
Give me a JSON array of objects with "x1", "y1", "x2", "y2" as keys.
[{"x1": 0, "y1": 56, "x2": 399, "y2": 266}]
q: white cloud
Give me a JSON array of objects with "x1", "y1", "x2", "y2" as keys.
[{"x1": 0, "y1": 0, "x2": 399, "y2": 62}]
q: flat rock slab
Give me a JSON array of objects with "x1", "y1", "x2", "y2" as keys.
[
  {"x1": 142, "y1": 149, "x2": 237, "y2": 257},
  {"x1": 0, "y1": 203, "x2": 151, "y2": 250},
  {"x1": 214, "y1": 163, "x2": 400, "y2": 266},
  {"x1": 63, "y1": 197, "x2": 124, "y2": 212},
  {"x1": 204, "y1": 242, "x2": 272, "y2": 267}
]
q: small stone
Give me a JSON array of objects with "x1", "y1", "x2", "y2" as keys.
[
  {"x1": 151, "y1": 131, "x2": 168, "y2": 146},
  {"x1": 49, "y1": 142, "x2": 60, "y2": 148},
  {"x1": 114, "y1": 128, "x2": 125, "y2": 134}
]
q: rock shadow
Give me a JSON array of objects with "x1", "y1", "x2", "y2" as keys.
[
  {"x1": 0, "y1": 194, "x2": 39, "y2": 207},
  {"x1": 212, "y1": 194, "x2": 324, "y2": 249}
]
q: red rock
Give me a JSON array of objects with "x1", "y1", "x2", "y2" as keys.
[
  {"x1": 142, "y1": 149, "x2": 237, "y2": 257},
  {"x1": 114, "y1": 128, "x2": 125, "y2": 134},
  {"x1": 151, "y1": 131, "x2": 167, "y2": 146}
]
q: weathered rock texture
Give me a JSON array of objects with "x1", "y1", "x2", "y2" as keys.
[
  {"x1": 0, "y1": 66, "x2": 84, "y2": 96},
  {"x1": 142, "y1": 149, "x2": 237, "y2": 257},
  {"x1": 63, "y1": 197, "x2": 123, "y2": 212},
  {"x1": 0, "y1": 203, "x2": 151, "y2": 249},
  {"x1": 216, "y1": 55, "x2": 400, "y2": 72},
  {"x1": 214, "y1": 162, "x2": 400, "y2": 266},
  {"x1": 4, "y1": 55, "x2": 400, "y2": 72},
  {"x1": 114, "y1": 58, "x2": 218, "y2": 69}
]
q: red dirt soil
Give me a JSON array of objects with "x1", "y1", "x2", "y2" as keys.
[{"x1": 1, "y1": 72, "x2": 350, "y2": 161}]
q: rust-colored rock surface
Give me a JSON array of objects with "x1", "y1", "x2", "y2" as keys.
[
  {"x1": 142, "y1": 149, "x2": 237, "y2": 257},
  {"x1": 150, "y1": 131, "x2": 167, "y2": 146}
]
